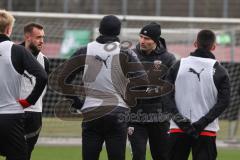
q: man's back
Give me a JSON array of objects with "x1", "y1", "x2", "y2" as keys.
[
  {"x1": 0, "y1": 40, "x2": 22, "y2": 113},
  {"x1": 82, "y1": 41, "x2": 129, "y2": 110},
  {"x1": 173, "y1": 56, "x2": 219, "y2": 131}
]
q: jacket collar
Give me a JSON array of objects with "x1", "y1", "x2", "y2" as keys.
[
  {"x1": 190, "y1": 48, "x2": 215, "y2": 59},
  {"x1": 0, "y1": 34, "x2": 11, "y2": 43},
  {"x1": 19, "y1": 41, "x2": 25, "y2": 46},
  {"x1": 96, "y1": 35, "x2": 120, "y2": 44}
]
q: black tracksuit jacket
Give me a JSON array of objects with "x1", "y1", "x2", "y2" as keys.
[{"x1": 129, "y1": 43, "x2": 176, "y2": 123}]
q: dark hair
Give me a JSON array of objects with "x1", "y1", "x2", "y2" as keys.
[
  {"x1": 24, "y1": 22, "x2": 43, "y2": 34},
  {"x1": 197, "y1": 29, "x2": 216, "y2": 50}
]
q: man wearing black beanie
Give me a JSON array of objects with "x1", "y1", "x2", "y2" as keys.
[
  {"x1": 139, "y1": 22, "x2": 167, "y2": 49},
  {"x1": 128, "y1": 22, "x2": 176, "y2": 160},
  {"x1": 63, "y1": 15, "x2": 148, "y2": 160},
  {"x1": 99, "y1": 15, "x2": 121, "y2": 36}
]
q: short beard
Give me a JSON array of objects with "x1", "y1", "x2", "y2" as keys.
[{"x1": 29, "y1": 42, "x2": 40, "y2": 56}]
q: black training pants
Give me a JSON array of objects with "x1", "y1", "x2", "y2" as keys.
[
  {"x1": 24, "y1": 112, "x2": 42, "y2": 160},
  {"x1": 168, "y1": 133, "x2": 217, "y2": 160},
  {"x1": 128, "y1": 122, "x2": 170, "y2": 160},
  {"x1": 0, "y1": 114, "x2": 27, "y2": 160},
  {"x1": 82, "y1": 108, "x2": 128, "y2": 160}
]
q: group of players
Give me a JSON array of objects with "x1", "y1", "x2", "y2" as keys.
[{"x1": 0, "y1": 9, "x2": 230, "y2": 160}]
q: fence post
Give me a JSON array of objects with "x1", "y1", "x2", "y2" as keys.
[
  {"x1": 188, "y1": 0, "x2": 195, "y2": 17},
  {"x1": 35, "y1": 0, "x2": 40, "y2": 12},
  {"x1": 223, "y1": 0, "x2": 229, "y2": 18},
  {"x1": 155, "y1": 0, "x2": 161, "y2": 16},
  {"x1": 7, "y1": 0, "x2": 12, "y2": 11}
]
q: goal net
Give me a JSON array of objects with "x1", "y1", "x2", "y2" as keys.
[{"x1": 11, "y1": 11, "x2": 240, "y2": 143}]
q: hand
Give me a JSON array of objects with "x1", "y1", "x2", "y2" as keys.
[
  {"x1": 173, "y1": 114, "x2": 191, "y2": 131},
  {"x1": 177, "y1": 121, "x2": 199, "y2": 139},
  {"x1": 192, "y1": 122, "x2": 205, "y2": 133},
  {"x1": 173, "y1": 115, "x2": 199, "y2": 139},
  {"x1": 184, "y1": 125, "x2": 199, "y2": 139},
  {"x1": 17, "y1": 99, "x2": 31, "y2": 108},
  {"x1": 71, "y1": 98, "x2": 84, "y2": 110},
  {"x1": 128, "y1": 127, "x2": 134, "y2": 135},
  {"x1": 192, "y1": 117, "x2": 209, "y2": 133},
  {"x1": 70, "y1": 107, "x2": 82, "y2": 114}
]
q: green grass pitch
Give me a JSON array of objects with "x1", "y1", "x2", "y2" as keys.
[
  {"x1": 1, "y1": 146, "x2": 239, "y2": 160},
  {"x1": 31, "y1": 146, "x2": 240, "y2": 160}
]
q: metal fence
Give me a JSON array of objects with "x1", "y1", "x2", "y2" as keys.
[{"x1": 1, "y1": 0, "x2": 240, "y2": 17}]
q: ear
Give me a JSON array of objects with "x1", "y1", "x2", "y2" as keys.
[
  {"x1": 24, "y1": 33, "x2": 31, "y2": 41},
  {"x1": 5, "y1": 25, "x2": 12, "y2": 37},
  {"x1": 194, "y1": 41, "x2": 198, "y2": 48},
  {"x1": 210, "y1": 43, "x2": 216, "y2": 51}
]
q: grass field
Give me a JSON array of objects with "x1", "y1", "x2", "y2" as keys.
[
  {"x1": 0, "y1": 118, "x2": 239, "y2": 160},
  {"x1": 32, "y1": 146, "x2": 240, "y2": 160},
  {"x1": 40, "y1": 118, "x2": 240, "y2": 140},
  {"x1": 1, "y1": 146, "x2": 239, "y2": 160}
]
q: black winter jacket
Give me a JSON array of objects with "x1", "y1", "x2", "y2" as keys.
[{"x1": 130, "y1": 43, "x2": 176, "y2": 123}]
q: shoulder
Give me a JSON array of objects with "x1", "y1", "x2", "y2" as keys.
[
  {"x1": 167, "y1": 51, "x2": 176, "y2": 59},
  {"x1": 170, "y1": 60, "x2": 181, "y2": 72},
  {"x1": 71, "y1": 46, "x2": 87, "y2": 58},
  {"x1": 161, "y1": 50, "x2": 176, "y2": 59},
  {"x1": 166, "y1": 60, "x2": 181, "y2": 83},
  {"x1": 213, "y1": 61, "x2": 230, "y2": 88},
  {"x1": 214, "y1": 61, "x2": 229, "y2": 76},
  {"x1": 12, "y1": 44, "x2": 29, "y2": 53},
  {"x1": 160, "y1": 50, "x2": 177, "y2": 67},
  {"x1": 11, "y1": 44, "x2": 32, "y2": 61},
  {"x1": 120, "y1": 48, "x2": 139, "y2": 62}
]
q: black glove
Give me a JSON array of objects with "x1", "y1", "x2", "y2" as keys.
[
  {"x1": 173, "y1": 115, "x2": 199, "y2": 139},
  {"x1": 172, "y1": 114, "x2": 191, "y2": 129},
  {"x1": 192, "y1": 117, "x2": 209, "y2": 133},
  {"x1": 71, "y1": 97, "x2": 84, "y2": 110},
  {"x1": 184, "y1": 125, "x2": 199, "y2": 139}
]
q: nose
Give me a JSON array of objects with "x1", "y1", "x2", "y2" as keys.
[
  {"x1": 40, "y1": 38, "x2": 44, "y2": 44},
  {"x1": 140, "y1": 37, "x2": 145, "y2": 45}
]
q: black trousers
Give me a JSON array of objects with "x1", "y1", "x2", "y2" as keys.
[
  {"x1": 0, "y1": 114, "x2": 27, "y2": 160},
  {"x1": 128, "y1": 122, "x2": 170, "y2": 160},
  {"x1": 168, "y1": 133, "x2": 217, "y2": 160},
  {"x1": 82, "y1": 107, "x2": 128, "y2": 160},
  {"x1": 24, "y1": 112, "x2": 42, "y2": 160}
]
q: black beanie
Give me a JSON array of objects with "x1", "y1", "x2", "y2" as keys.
[
  {"x1": 140, "y1": 22, "x2": 161, "y2": 44},
  {"x1": 99, "y1": 15, "x2": 121, "y2": 36}
]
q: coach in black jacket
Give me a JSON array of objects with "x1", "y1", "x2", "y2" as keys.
[{"x1": 128, "y1": 22, "x2": 176, "y2": 160}]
